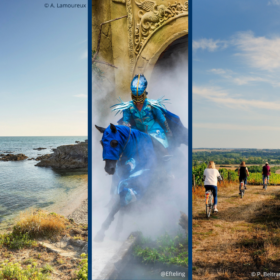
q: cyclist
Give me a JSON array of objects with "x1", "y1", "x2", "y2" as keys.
[
  {"x1": 238, "y1": 161, "x2": 249, "y2": 194},
  {"x1": 262, "y1": 162, "x2": 271, "y2": 188},
  {"x1": 203, "y1": 161, "x2": 222, "y2": 212}
]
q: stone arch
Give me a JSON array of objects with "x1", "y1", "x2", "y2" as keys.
[{"x1": 133, "y1": 15, "x2": 188, "y2": 82}]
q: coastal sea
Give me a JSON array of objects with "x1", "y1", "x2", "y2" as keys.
[{"x1": 0, "y1": 136, "x2": 87, "y2": 228}]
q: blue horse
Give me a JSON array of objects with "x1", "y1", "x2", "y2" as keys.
[{"x1": 94, "y1": 123, "x2": 165, "y2": 241}]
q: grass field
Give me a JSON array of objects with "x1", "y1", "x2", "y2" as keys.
[{"x1": 193, "y1": 182, "x2": 280, "y2": 279}]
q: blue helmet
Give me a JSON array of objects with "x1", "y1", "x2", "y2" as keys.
[{"x1": 131, "y1": 74, "x2": 147, "y2": 104}]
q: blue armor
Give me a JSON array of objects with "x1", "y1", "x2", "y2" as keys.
[
  {"x1": 131, "y1": 74, "x2": 147, "y2": 104},
  {"x1": 123, "y1": 99, "x2": 169, "y2": 148},
  {"x1": 111, "y1": 74, "x2": 172, "y2": 148}
]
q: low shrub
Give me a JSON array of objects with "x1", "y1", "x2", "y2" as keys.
[
  {"x1": 0, "y1": 232, "x2": 36, "y2": 250},
  {"x1": 13, "y1": 210, "x2": 66, "y2": 238},
  {"x1": 134, "y1": 233, "x2": 188, "y2": 267},
  {"x1": 76, "y1": 253, "x2": 88, "y2": 280},
  {"x1": 0, "y1": 261, "x2": 49, "y2": 280}
]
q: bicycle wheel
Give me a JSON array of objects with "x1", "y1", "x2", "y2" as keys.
[
  {"x1": 206, "y1": 205, "x2": 211, "y2": 218},
  {"x1": 265, "y1": 184, "x2": 267, "y2": 190},
  {"x1": 206, "y1": 194, "x2": 213, "y2": 218},
  {"x1": 211, "y1": 195, "x2": 214, "y2": 214},
  {"x1": 241, "y1": 190, "x2": 244, "y2": 198}
]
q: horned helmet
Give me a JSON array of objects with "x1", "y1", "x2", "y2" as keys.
[{"x1": 130, "y1": 74, "x2": 148, "y2": 104}]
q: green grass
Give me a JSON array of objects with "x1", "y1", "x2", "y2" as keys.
[
  {"x1": 0, "y1": 232, "x2": 37, "y2": 250},
  {"x1": 41, "y1": 264, "x2": 53, "y2": 274},
  {"x1": 133, "y1": 233, "x2": 188, "y2": 267}
]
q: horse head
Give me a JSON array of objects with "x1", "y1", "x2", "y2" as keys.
[{"x1": 95, "y1": 123, "x2": 129, "y2": 175}]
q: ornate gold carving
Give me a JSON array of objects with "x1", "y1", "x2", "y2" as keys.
[
  {"x1": 134, "y1": 1, "x2": 188, "y2": 55},
  {"x1": 112, "y1": 0, "x2": 126, "y2": 3},
  {"x1": 126, "y1": 0, "x2": 136, "y2": 79}
]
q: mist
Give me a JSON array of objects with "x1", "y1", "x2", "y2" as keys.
[{"x1": 91, "y1": 35, "x2": 188, "y2": 278}]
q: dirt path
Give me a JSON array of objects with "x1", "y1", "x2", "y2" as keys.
[{"x1": 193, "y1": 183, "x2": 280, "y2": 280}]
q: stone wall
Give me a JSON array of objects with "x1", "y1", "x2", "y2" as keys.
[{"x1": 92, "y1": 0, "x2": 188, "y2": 99}]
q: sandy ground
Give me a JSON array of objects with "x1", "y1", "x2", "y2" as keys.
[
  {"x1": 192, "y1": 182, "x2": 280, "y2": 279},
  {"x1": 49, "y1": 183, "x2": 88, "y2": 224}
]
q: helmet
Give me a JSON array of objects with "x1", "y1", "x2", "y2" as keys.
[{"x1": 130, "y1": 74, "x2": 147, "y2": 104}]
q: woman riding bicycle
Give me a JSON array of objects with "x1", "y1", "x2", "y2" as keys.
[
  {"x1": 238, "y1": 161, "x2": 249, "y2": 193},
  {"x1": 203, "y1": 161, "x2": 222, "y2": 212}
]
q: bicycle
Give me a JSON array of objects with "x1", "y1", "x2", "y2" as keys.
[
  {"x1": 239, "y1": 180, "x2": 245, "y2": 198},
  {"x1": 205, "y1": 189, "x2": 214, "y2": 218},
  {"x1": 263, "y1": 176, "x2": 268, "y2": 190},
  {"x1": 204, "y1": 176, "x2": 223, "y2": 218}
]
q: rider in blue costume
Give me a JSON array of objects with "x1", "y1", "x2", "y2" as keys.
[{"x1": 111, "y1": 74, "x2": 188, "y2": 153}]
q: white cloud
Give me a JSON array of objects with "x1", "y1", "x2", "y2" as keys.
[
  {"x1": 74, "y1": 94, "x2": 87, "y2": 98},
  {"x1": 193, "y1": 39, "x2": 228, "y2": 52},
  {"x1": 268, "y1": 0, "x2": 280, "y2": 5},
  {"x1": 209, "y1": 68, "x2": 280, "y2": 87},
  {"x1": 209, "y1": 68, "x2": 227, "y2": 75},
  {"x1": 194, "y1": 123, "x2": 280, "y2": 131},
  {"x1": 193, "y1": 85, "x2": 280, "y2": 110},
  {"x1": 195, "y1": 32, "x2": 280, "y2": 72},
  {"x1": 233, "y1": 31, "x2": 280, "y2": 71}
]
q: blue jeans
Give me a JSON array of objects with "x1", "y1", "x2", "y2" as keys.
[
  {"x1": 239, "y1": 177, "x2": 247, "y2": 185},
  {"x1": 263, "y1": 175, "x2": 269, "y2": 184},
  {"x1": 205, "y1": 185, "x2": 218, "y2": 205}
]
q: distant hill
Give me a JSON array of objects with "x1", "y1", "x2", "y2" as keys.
[{"x1": 192, "y1": 148, "x2": 280, "y2": 164}]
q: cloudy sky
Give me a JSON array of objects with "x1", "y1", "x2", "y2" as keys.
[
  {"x1": 193, "y1": 0, "x2": 280, "y2": 148},
  {"x1": 0, "y1": 0, "x2": 87, "y2": 136}
]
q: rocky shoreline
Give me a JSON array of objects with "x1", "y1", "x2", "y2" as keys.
[
  {"x1": 36, "y1": 140, "x2": 88, "y2": 169},
  {"x1": 0, "y1": 140, "x2": 88, "y2": 169}
]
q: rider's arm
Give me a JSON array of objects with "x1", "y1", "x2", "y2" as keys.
[
  {"x1": 123, "y1": 108, "x2": 132, "y2": 127},
  {"x1": 152, "y1": 107, "x2": 172, "y2": 136},
  {"x1": 217, "y1": 170, "x2": 223, "y2": 182},
  {"x1": 246, "y1": 167, "x2": 249, "y2": 176},
  {"x1": 238, "y1": 168, "x2": 240, "y2": 176}
]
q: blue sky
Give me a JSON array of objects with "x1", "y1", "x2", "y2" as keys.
[
  {"x1": 0, "y1": 0, "x2": 87, "y2": 136},
  {"x1": 193, "y1": 0, "x2": 280, "y2": 148}
]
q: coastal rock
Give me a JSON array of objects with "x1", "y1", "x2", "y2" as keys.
[
  {"x1": 35, "y1": 154, "x2": 51, "y2": 161},
  {"x1": 36, "y1": 141, "x2": 88, "y2": 169},
  {"x1": 33, "y1": 147, "x2": 47, "y2": 150},
  {"x1": 0, "y1": 153, "x2": 28, "y2": 161}
]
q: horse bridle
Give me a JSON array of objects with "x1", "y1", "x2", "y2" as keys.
[{"x1": 119, "y1": 127, "x2": 131, "y2": 161}]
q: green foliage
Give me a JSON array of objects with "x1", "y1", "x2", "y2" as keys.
[
  {"x1": 248, "y1": 173, "x2": 280, "y2": 185},
  {"x1": 41, "y1": 264, "x2": 53, "y2": 274},
  {"x1": 248, "y1": 165, "x2": 280, "y2": 173},
  {"x1": 192, "y1": 162, "x2": 280, "y2": 185},
  {"x1": 76, "y1": 253, "x2": 88, "y2": 280},
  {"x1": 218, "y1": 168, "x2": 238, "y2": 181},
  {"x1": 134, "y1": 233, "x2": 188, "y2": 267},
  {"x1": 247, "y1": 166, "x2": 262, "y2": 173},
  {"x1": 0, "y1": 232, "x2": 36, "y2": 250},
  {"x1": 193, "y1": 149, "x2": 280, "y2": 164},
  {"x1": 0, "y1": 260, "x2": 49, "y2": 280},
  {"x1": 192, "y1": 163, "x2": 207, "y2": 186}
]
